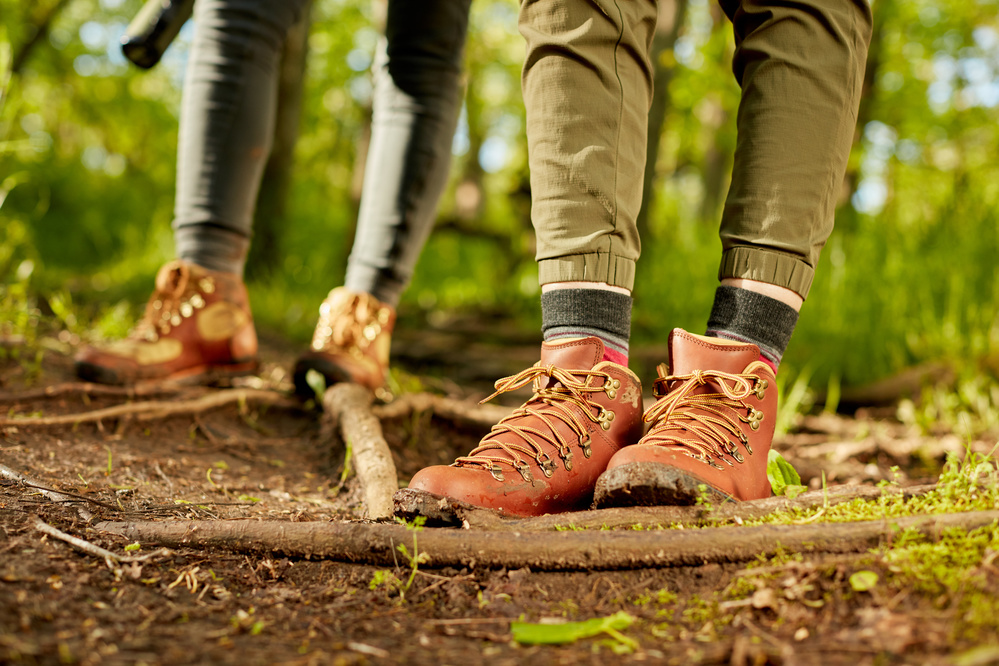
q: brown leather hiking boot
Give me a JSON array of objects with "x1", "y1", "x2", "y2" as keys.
[
  {"x1": 75, "y1": 260, "x2": 258, "y2": 385},
  {"x1": 398, "y1": 337, "x2": 644, "y2": 517},
  {"x1": 292, "y1": 288, "x2": 396, "y2": 396},
  {"x1": 593, "y1": 329, "x2": 777, "y2": 506}
]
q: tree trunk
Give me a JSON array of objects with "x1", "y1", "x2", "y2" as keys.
[
  {"x1": 246, "y1": 1, "x2": 313, "y2": 280},
  {"x1": 636, "y1": 0, "x2": 689, "y2": 239}
]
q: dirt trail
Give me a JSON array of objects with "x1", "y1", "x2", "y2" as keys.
[{"x1": 1, "y1": 340, "x2": 996, "y2": 665}]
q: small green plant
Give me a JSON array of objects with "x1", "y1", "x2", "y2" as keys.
[
  {"x1": 304, "y1": 369, "x2": 326, "y2": 402},
  {"x1": 371, "y1": 516, "x2": 430, "y2": 601},
  {"x1": 369, "y1": 569, "x2": 403, "y2": 593},
  {"x1": 767, "y1": 450, "x2": 806, "y2": 497},
  {"x1": 694, "y1": 484, "x2": 714, "y2": 514}
]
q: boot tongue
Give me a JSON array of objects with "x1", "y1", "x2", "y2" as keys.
[
  {"x1": 539, "y1": 337, "x2": 604, "y2": 372},
  {"x1": 666, "y1": 329, "x2": 759, "y2": 376},
  {"x1": 154, "y1": 260, "x2": 190, "y2": 296}
]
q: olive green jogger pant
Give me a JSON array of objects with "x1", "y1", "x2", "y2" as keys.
[{"x1": 519, "y1": 0, "x2": 873, "y2": 299}]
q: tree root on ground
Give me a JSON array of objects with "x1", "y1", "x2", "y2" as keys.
[
  {"x1": 0, "y1": 388, "x2": 301, "y2": 427},
  {"x1": 96, "y1": 509, "x2": 999, "y2": 571},
  {"x1": 0, "y1": 381, "x2": 185, "y2": 404},
  {"x1": 322, "y1": 383, "x2": 397, "y2": 519},
  {"x1": 372, "y1": 393, "x2": 512, "y2": 431},
  {"x1": 392, "y1": 483, "x2": 939, "y2": 530}
]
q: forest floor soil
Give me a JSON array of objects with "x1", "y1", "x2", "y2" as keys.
[{"x1": 1, "y1": 326, "x2": 997, "y2": 665}]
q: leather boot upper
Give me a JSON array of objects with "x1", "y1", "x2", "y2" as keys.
[
  {"x1": 603, "y1": 329, "x2": 778, "y2": 501},
  {"x1": 293, "y1": 287, "x2": 396, "y2": 395},
  {"x1": 405, "y1": 337, "x2": 644, "y2": 516},
  {"x1": 75, "y1": 260, "x2": 258, "y2": 384}
]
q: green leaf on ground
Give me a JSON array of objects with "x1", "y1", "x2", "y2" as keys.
[
  {"x1": 511, "y1": 611, "x2": 635, "y2": 647},
  {"x1": 849, "y1": 570, "x2": 879, "y2": 592},
  {"x1": 305, "y1": 369, "x2": 326, "y2": 402},
  {"x1": 767, "y1": 449, "x2": 803, "y2": 496}
]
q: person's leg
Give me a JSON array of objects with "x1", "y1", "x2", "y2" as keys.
[
  {"x1": 174, "y1": 0, "x2": 309, "y2": 275},
  {"x1": 396, "y1": 0, "x2": 656, "y2": 520},
  {"x1": 595, "y1": 0, "x2": 873, "y2": 506},
  {"x1": 76, "y1": 0, "x2": 307, "y2": 385},
  {"x1": 344, "y1": 0, "x2": 472, "y2": 308},
  {"x1": 705, "y1": 0, "x2": 872, "y2": 374},
  {"x1": 293, "y1": 0, "x2": 472, "y2": 395}
]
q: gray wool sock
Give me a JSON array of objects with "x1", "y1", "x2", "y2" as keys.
[
  {"x1": 541, "y1": 288, "x2": 632, "y2": 362},
  {"x1": 705, "y1": 286, "x2": 799, "y2": 370}
]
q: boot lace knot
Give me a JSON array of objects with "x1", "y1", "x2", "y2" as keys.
[
  {"x1": 311, "y1": 290, "x2": 392, "y2": 354},
  {"x1": 643, "y1": 365, "x2": 768, "y2": 470},
  {"x1": 453, "y1": 364, "x2": 618, "y2": 483}
]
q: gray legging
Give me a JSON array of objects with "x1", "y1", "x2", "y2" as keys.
[{"x1": 172, "y1": 0, "x2": 471, "y2": 307}]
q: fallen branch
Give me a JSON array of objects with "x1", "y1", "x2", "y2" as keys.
[
  {"x1": 0, "y1": 381, "x2": 186, "y2": 404},
  {"x1": 372, "y1": 392, "x2": 512, "y2": 430},
  {"x1": 323, "y1": 383, "x2": 397, "y2": 519},
  {"x1": 35, "y1": 517, "x2": 170, "y2": 566},
  {"x1": 393, "y1": 483, "x2": 939, "y2": 531},
  {"x1": 96, "y1": 509, "x2": 999, "y2": 571},
  {"x1": 0, "y1": 388, "x2": 301, "y2": 427}
]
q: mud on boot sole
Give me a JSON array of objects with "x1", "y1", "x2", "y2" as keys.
[{"x1": 592, "y1": 462, "x2": 735, "y2": 509}]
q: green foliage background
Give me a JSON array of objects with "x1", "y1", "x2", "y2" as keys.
[{"x1": 2, "y1": 0, "x2": 999, "y2": 396}]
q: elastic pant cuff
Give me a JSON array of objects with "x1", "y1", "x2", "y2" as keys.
[
  {"x1": 718, "y1": 247, "x2": 815, "y2": 300},
  {"x1": 538, "y1": 253, "x2": 636, "y2": 291}
]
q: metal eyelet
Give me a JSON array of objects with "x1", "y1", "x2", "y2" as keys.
[
  {"x1": 489, "y1": 464, "x2": 505, "y2": 482},
  {"x1": 560, "y1": 450, "x2": 574, "y2": 471},
  {"x1": 753, "y1": 378, "x2": 769, "y2": 400},
  {"x1": 598, "y1": 409, "x2": 616, "y2": 431},
  {"x1": 605, "y1": 378, "x2": 622, "y2": 400},
  {"x1": 579, "y1": 434, "x2": 592, "y2": 458},
  {"x1": 538, "y1": 456, "x2": 557, "y2": 478},
  {"x1": 727, "y1": 442, "x2": 744, "y2": 464},
  {"x1": 514, "y1": 460, "x2": 534, "y2": 483},
  {"x1": 747, "y1": 408, "x2": 764, "y2": 431}
]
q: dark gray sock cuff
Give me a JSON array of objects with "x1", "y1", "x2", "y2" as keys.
[
  {"x1": 174, "y1": 224, "x2": 249, "y2": 276},
  {"x1": 541, "y1": 288, "x2": 632, "y2": 340},
  {"x1": 706, "y1": 286, "x2": 799, "y2": 365}
]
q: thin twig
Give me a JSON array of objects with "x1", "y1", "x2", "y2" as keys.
[
  {"x1": 0, "y1": 463, "x2": 96, "y2": 521},
  {"x1": 34, "y1": 517, "x2": 171, "y2": 566},
  {"x1": 153, "y1": 462, "x2": 174, "y2": 490}
]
